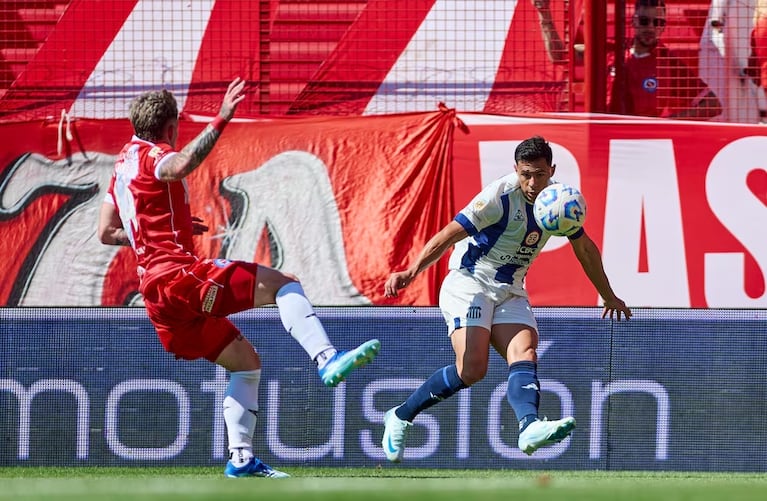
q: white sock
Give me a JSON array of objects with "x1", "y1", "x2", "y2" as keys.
[
  {"x1": 275, "y1": 282, "x2": 335, "y2": 361},
  {"x1": 229, "y1": 447, "x2": 253, "y2": 468},
  {"x1": 315, "y1": 347, "x2": 338, "y2": 370},
  {"x1": 224, "y1": 369, "x2": 261, "y2": 466}
]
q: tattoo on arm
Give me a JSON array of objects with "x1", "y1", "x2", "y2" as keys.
[{"x1": 169, "y1": 125, "x2": 221, "y2": 179}]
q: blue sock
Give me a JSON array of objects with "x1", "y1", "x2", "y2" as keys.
[
  {"x1": 507, "y1": 361, "x2": 540, "y2": 432},
  {"x1": 395, "y1": 365, "x2": 467, "y2": 422}
]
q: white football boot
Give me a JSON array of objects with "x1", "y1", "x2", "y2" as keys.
[
  {"x1": 382, "y1": 406, "x2": 412, "y2": 462},
  {"x1": 518, "y1": 416, "x2": 576, "y2": 455}
]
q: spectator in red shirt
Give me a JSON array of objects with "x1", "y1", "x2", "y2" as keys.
[
  {"x1": 534, "y1": 0, "x2": 722, "y2": 119},
  {"x1": 611, "y1": 0, "x2": 722, "y2": 119}
]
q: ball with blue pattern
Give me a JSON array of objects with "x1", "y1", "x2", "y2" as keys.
[{"x1": 533, "y1": 183, "x2": 587, "y2": 237}]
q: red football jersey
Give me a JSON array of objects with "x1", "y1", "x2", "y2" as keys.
[
  {"x1": 607, "y1": 44, "x2": 709, "y2": 117},
  {"x1": 106, "y1": 137, "x2": 197, "y2": 292}
]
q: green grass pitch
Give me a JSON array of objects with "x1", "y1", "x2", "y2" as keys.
[{"x1": 1, "y1": 467, "x2": 767, "y2": 500}]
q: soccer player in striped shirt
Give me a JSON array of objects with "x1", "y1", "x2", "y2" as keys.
[{"x1": 382, "y1": 136, "x2": 631, "y2": 461}]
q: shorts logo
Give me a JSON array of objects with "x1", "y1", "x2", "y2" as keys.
[
  {"x1": 213, "y1": 259, "x2": 231, "y2": 268},
  {"x1": 467, "y1": 306, "x2": 482, "y2": 319},
  {"x1": 202, "y1": 285, "x2": 219, "y2": 313}
]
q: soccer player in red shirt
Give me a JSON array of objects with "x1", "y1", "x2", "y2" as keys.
[
  {"x1": 98, "y1": 78, "x2": 380, "y2": 478},
  {"x1": 608, "y1": 0, "x2": 722, "y2": 119}
]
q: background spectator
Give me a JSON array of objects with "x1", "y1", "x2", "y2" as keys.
[
  {"x1": 607, "y1": 0, "x2": 721, "y2": 119},
  {"x1": 699, "y1": 0, "x2": 728, "y2": 120},
  {"x1": 532, "y1": 0, "x2": 584, "y2": 65},
  {"x1": 752, "y1": 0, "x2": 767, "y2": 121},
  {"x1": 697, "y1": 0, "x2": 763, "y2": 123},
  {"x1": 535, "y1": 0, "x2": 722, "y2": 119}
]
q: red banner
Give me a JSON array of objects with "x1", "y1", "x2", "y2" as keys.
[
  {"x1": 1, "y1": 113, "x2": 765, "y2": 307},
  {"x1": 1, "y1": 110, "x2": 457, "y2": 307}
]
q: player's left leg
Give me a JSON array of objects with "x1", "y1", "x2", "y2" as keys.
[
  {"x1": 202, "y1": 259, "x2": 380, "y2": 388},
  {"x1": 214, "y1": 334, "x2": 289, "y2": 478},
  {"x1": 492, "y1": 322, "x2": 542, "y2": 434},
  {"x1": 270, "y1": 277, "x2": 380, "y2": 387},
  {"x1": 490, "y1": 298, "x2": 575, "y2": 456}
]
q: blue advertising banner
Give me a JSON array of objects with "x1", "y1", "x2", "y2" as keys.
[{"x1": 1, "y1": 307, "x2": 766, "y2": 471}]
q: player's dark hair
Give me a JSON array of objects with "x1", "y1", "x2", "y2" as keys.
[
  {"x1": 635, "y1": 0, "x2": 665, "y2": 8},
  {"x1": 129, "y1": 89, "x2": 178, "y2": 142},
  {"x1": 515, "y1": 135, "x2": 553, "y2": 166}
]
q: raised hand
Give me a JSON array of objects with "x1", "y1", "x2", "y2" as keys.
[{"x1": 218, "y1": 77, "x2": 247, "y2": 121}]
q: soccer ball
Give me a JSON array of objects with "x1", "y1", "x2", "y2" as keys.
[{"x1": 533, "y1": 183, "x2": 587, "y2": 237}]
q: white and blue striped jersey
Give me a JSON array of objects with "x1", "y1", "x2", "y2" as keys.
[{"x1": 449, "y1": 173, "x2": 571, "y2": 299}]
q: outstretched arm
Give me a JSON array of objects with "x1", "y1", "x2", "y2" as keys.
[
  {"x1": 384, "y1": 220, "x2": 468, "y2": 298},
  {"x1": 532, "y1": 0, "x2": 568, "y2": 64},
  {"x1": 569, "y1": 231, "x2": 632, "y2": 320},
  {"x1": 158, "y1": 78, "x2": 247, "y2": 181}
]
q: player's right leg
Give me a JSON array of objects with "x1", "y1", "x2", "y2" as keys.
[
  {"x1": 382, "y1": 323, "x2": 490, "y2": 459},
  {"x1": 381, "y1": 361, "x2": 471, "y2": 462},
  {"x1": 381, "y1": 328, "x2": 485, "y2": 462},
  {"x1": 382, "y1": 273, "x2": 493, "y2": 462}
]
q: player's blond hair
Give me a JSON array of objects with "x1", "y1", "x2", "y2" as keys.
[{"x1": 128, "y1": 89, "x2": 178, "y2": 142}]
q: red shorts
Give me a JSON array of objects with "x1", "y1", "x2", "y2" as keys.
[{"x1": 143, "y1": 259, "x2": 260, "y2": 361}]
